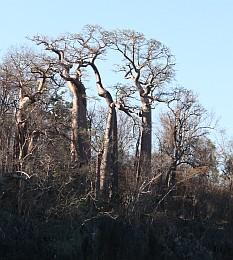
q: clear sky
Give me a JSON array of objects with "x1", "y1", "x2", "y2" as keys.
[{"x1": 1, "y1": 0, "x2": 233, "y2": 137}]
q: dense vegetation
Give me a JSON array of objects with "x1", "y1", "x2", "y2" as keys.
[{"x1": 1, "y1": 25, "x2": 233, "y2": 259}]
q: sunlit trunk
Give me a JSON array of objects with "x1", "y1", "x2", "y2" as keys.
[
  {"x1": 70, "y1": 90, "x2": 79, "y2": 163},
  {"x1": 13, "y1": 89, "x2": 30, "y2": 171},
  {"x1": 100, "y1": 104, "x2": 118, "y2": 198},
  {"x1": 90, "y1": 63, "x2": 118, "y2": 199},
  {"x1": 65, "y1": 71, "x2": 89, "y2": 166}
]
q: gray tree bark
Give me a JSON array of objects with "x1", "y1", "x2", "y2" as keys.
[
  {"x1": 62, "y1": 67, "x2": 89, "y2": 166},
  {"x1": 137, "y1": 98, "x2": 152, "y2": 179},
  {"x1": 90, "y1": 63, "x2": 118, "y2": 199}
]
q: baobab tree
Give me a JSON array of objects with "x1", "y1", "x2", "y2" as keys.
[
  {"x1": 31, "y1": 25, "x2": 175, "y2": 197},
  {"x1": 0, "y1": 46, "x2": 55, "y2": 173},
  {"x1": 0, "y1": 46, "x2": 57, "y2": 213},
  {"x1": 110, "y1": 29, "x2": 175, "y2": 178},
  {"x1": 67, "y1": 25, "x2": 119, "y2": 198},
  {"x1": 32, "y1": 25, "x2": 118, "y2": 198},
  {"x1": 31, "y1": 35, "x2": 90, "y2": 166}
]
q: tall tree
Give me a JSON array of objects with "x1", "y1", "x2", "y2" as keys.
[
  {"x1": 31, "y1": 36, "x2": 90, "y2": 166},
  {"x1": 32, "y1": 26, "x2": 118, "y2": 198},
  {"x1": 0, "y1": 46, "x2": 54, "y2": 172},
  {"x1": 72, "y1": 25, "x2": 118, "y2": 198},
  {"x1": 110, "y1": 29, "x2": 175, "y2": 178},
  {"x1": 0, "y1": 46, "x2": 57, "y2": 213}
]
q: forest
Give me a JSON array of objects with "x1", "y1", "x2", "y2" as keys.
[{"x1": 1, "y1": 25, "x2": 233, "y2": 259}]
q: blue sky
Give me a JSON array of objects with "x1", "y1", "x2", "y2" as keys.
[{"x1": 1, "y1": 0, "x2": 233, "y2": 137}]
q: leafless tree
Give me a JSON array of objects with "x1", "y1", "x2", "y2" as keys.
[
  {"x1": 0, "y1": 47, "x2": 55, "y2": 170},
  {"x1": 156, "y1": 87, "x2": 215, "y2": 188},
  {"x1": 0, "y1": 46, "x2": 58, "y2": 213},
  {"x1": 216, "y1": 131, "x2": 233, "y2": 191},
  {"x1": 0, "y1": 69, "x2": 16, "y2": 174},
  {"x1": 70, "y1": 25, "x2": 118, "y2": 198},
  {"x1": 31, "y1": 35, "x2": 90, "y2": 166},
  {"x1": 32, "y1": 25, "x2": 119, "y2": 198},
  {"x1": 110, "y1": 29, "x2": 175, "y2": 179}
]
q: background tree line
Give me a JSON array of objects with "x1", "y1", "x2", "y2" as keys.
[{"x1": 1, "y1": 25, "x2": 233, "y2": 259}]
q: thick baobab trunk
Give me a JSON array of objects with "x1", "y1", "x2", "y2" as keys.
[
  {"x1": 63, "y1": 69, "x2": 89, "y2": 166},
  {"x1": 99, "y1": 103, "x2": 118, "y2": 198},
  {"x1": 70, "y1": 90, "x2": 79, "y2": 163},
  {"x1": 14, "y1": 77, "x2": 45, "y2": 168},
  {"x1": 136, "y1": 97, "x2": 152, "y2": 180},
  {"x1": 13, "y1": 89, "x2": 30, "y2": 171},
  {"x1": 90, "y1": 63, "x2": 118, "y2": 199},
  {"x1": 77, "y1": 82, "x2": 90, "y2": 164}
]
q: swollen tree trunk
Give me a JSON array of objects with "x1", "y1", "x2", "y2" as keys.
[
  {"x1": 90, "y1": 63, "x2": 118, "y2": 199},
  {"x1": 77, "y1": 82, "x2": 90, "y2": 164},
  {"x1": 136, "y1": 96, "x2": 152, "y2": 180},
  {"x1": 14, "y1": 77, "x2": 46, "y2": 168},
  {"x1": 63, "y1": 68, "x2": 89, "y2": 166},
  {"x1": 70, "y1": 89, "x2": 79, "y2": 163},
  {"x1": 13, "y1": 88, "x2": 30, "y2": 171},
  {"x1": 100, "y1": 103, "x2": 118, "y2": 198}
]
